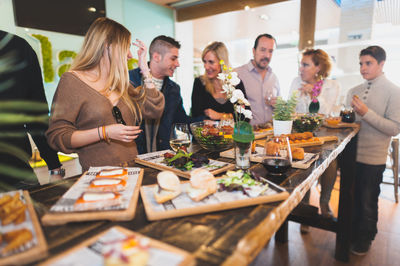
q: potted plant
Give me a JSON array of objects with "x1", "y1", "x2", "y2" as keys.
[
  {"x1": 272, "y1": 91, "x2": 298, "y2": 136},
  {"x1": 218, "y1": 60, "x2": 254, "y2": 169}
]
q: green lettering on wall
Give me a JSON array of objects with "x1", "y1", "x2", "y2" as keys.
[
  {"x1": 32, "y1": 34, "x2": 54, "y2": 83},
  {"x1": 58, "y1": 50, "x2": 77, "y2": 77}
]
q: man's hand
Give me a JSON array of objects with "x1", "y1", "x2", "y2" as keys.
[
  {"x1": 265, "y1": 96, "x2": 277, "y2": 107},
  {"x1": 351, "y1": 95, "x2": 368, "y2": 116}
]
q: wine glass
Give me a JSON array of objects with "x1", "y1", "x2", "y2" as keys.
[
  {"x1": 262, "y1": 136, "x2": 292, "y2": 175},
  {"x1": 170, "y1": 123, "x2": 191, "y2": 152}
]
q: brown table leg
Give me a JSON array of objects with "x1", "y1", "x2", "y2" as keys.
[
  {"x1": 275, "y1": 219, "x2": 288, "y2": 243},
  {"x1": 335, "y1": 134, "x2": 358, "y2": 262}
]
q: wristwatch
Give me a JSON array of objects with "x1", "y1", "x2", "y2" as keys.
[{"x1": 49, "y1": 168, "x2": 65, "y2": 177}]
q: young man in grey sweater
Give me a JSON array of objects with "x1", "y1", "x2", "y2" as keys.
[{"x1": 347, "y1": 46, "x2": 400, "y2": 255}]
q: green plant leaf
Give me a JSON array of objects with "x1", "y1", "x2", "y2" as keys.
[
  {"x1": 0, "y1": 113, "x2": 49, "y2": 124},
  {"x1": 0, "y1": 163, "x2": 37, "y2": 180},
  {"x1": 273, "y1": 91, "x2": 298, "y2": 121},
  {"x1": 0, "y1": 100, "x2": 48, "y2": 112},
  {"x1": 0, "y1": 142, "x2": 31, "y2": 162}
]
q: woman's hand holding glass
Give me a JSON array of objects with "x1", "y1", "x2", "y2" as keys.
[{"x1": 106, "y1": 124, "x2": 142, "y2": 142}]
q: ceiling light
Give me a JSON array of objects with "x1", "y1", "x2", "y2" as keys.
[
  {"x1": 88, "y1": 7, "x2": 96, "y2": 12},
  {"x1": 244, "y1": 5, "x2": 250, "y2": 11}
]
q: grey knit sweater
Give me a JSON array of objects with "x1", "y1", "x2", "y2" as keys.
[{"x1": 346, "y1": 74, "x2": 400, "y2": 165}]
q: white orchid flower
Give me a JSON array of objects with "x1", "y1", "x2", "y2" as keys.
[
  {"x1": 217, "y1": 73, "x2": 226, "y2": 81},
  {"x1": 235, "y1": 105, "x2": 253, "y2": 119},
  {"x1": 230, "y1": 89, "x2": 245, "y2": 104},
  {"x1": 222, "y1": 84, "x2": 232, "y2": 94},
  {"x1": 238, "y1": 97, "x2": 250, "y2": 106},
  {"x1": 229, "y1": 72, "x2": 240, "y2": 86},
  {"x1": 243, "y1": 109, "x2": 253, "y2": 119}
]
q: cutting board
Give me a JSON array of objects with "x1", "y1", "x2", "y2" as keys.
[
  {"x1": 140, "y1": 178, "x2": 289, "y2": 221},
  {"x1": 254, "y1": 128, "x2": 273, "y2": 139},
  {"x1": 135, "y1": 150, "x2": 235, "y2": 179},
  {"x1": 0, "y1": 191, "x2": 48, "y2": 265},
  {"x1": 323, "y1": 122, "x2": 359, "y2": 129},
  {"x1": 220, "y1": 147, "x2": 319, "y2": 169},
  {"x1": 255, "y1": 135, "x2": 338, "y2": 148},
  {"x1": 41, "y1": 167, "x2": 143, "y2": 226},
  {"x1": 41, "y1": 226, "x2": 194, "y2": 266}
]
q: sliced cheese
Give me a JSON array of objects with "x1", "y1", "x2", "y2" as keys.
[
  {"x1": 92, "y1": 178, "x2": 122, "y2": 186},
  {"x1": 99, "y1": 169, "x2": 124, "y2": 176},
  {"x1": 82, "y1": 192, "x2": 116, "y2": 201}
]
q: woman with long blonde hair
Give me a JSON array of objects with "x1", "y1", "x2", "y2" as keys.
[
  {"x1": 47, "y1": 17, "x2": 164, "y2": 171},
  {"x1": 191, "y1": 42, "x2": 246, "y2": 120}
]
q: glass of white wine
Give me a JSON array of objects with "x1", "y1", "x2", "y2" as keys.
[{"x1": 170, "y1": 123, "x2": 191, "y2": 152}]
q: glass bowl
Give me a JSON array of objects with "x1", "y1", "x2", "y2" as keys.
[
  {"x1": 325, "y1": 116, "x2": 341, "y2": 125},
  {"x1": 190, "y1": 121, "x2": 234, "y2": 152},
  {"x1": 292, "y1": 113, "x2": 324, "y2": 133}
]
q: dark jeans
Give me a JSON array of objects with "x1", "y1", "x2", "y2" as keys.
[{"x1": 353, "y1": 162, "x2": 385, "y2": 241}]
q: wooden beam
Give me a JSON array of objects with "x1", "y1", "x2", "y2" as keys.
[
  {"x1": 298, "y1": 0, "x2": 317, "y2": 51},
  {"x1": 175, "y1": 0, "x2": 287, "y2": 22}
]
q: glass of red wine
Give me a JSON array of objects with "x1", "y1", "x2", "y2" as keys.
[{"x1": 262, "y1": 136, "x2": 292, "y2": 175}]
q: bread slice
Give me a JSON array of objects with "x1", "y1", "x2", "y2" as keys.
[
  {"x1": 292, "y1": 147, "x2": 305, "y2": 160},
  {"x1": 153, "y1": 171, "x2": 181, "y2": 204},
  {"x1": 157, "y1": 171, "x2": 180, "y2": 191},
  {"x1": 154, "y1": 187, "x2": 181, "y2": 204},
  {"x1": 188, "y1": 169, "x2": 217, "y2": 201},
  {"x1": 187, "y1": 185, "x2": 217, "y2": 202}
]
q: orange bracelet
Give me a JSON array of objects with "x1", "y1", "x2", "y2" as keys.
[{"x1": 102, "y1": 126, "x2": 110, "y2": 143}]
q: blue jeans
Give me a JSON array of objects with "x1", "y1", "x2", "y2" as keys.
[{"x1": 353, "y1": 162, "x2": 385, "y2": 241}]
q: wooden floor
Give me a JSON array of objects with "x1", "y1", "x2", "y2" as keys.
[{"x1": 251, "y1": 170, "x2": 400, "y2": 266}]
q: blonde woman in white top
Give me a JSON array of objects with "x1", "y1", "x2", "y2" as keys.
[{"x1": 289, "y1": 49, "x2": 342, "y2": 232}]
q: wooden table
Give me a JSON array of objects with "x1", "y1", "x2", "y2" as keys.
[{"x1": 28, "y1": 126, "x2": 358, "y2": 265}]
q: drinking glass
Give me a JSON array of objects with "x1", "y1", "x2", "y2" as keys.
[
  {"x1": 340, "y1": 106, "x2": 355, "y2": 123},
  {"x1": 169, "y1": 123, "x2": 191, "y2": 152},
  {"x1": 262, "y1": 136, "x2": 292, "y2": 175}
]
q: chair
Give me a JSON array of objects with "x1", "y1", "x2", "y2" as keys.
[{"x1": 387, "y1": 137, "x2": 399, "y2": 203}]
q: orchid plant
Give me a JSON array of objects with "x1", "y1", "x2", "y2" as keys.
[
  {"x1": 217, "y1": 60, "x2": 252, "y2": 121},
  {"x1": 218, "y1": 60, "x2": 254, "y2": 142}
]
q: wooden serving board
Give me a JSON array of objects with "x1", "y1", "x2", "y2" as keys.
[
  {"x1": 323, "y1": 122, "x2": 359, "y2": 129},
  {"x1": 41, "y1": 167, "x2": 144, "y2": 226},
  {"x1": 0, "y1": 191, "x2": 48, "y2": 265},
  {"x1": 255, "y1": 135, "x2": 338, "y2": 148},
  {"x1": 254, "y1": 128, "x2": 273, "y2": 139},
  {"x1": 220, "y1": 147, "x2": 319, "y2": 169},
  {"x1": 140, "y1": 178, "x2": 289, "y2": 221},
  {"x1": 41, "y1": 226, "x2": 194, "y2": 266},
  {"x1": 135, "y1": 150, "x2": 235, "y2": 179}
]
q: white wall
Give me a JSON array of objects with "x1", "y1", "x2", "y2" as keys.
[{"x1": 175, "y1": 20, "x2": 194, "y2": 114}]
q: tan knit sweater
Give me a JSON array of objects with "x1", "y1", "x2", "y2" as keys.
[
  {"x1": 346, "y1": 74, "x2": 400, "y2": 165},
  {"x1": 46, "y1": 72, "x2": 165, "y2": 171}
]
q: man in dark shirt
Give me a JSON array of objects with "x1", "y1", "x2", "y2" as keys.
[
  {"x1": 0, "y1": 30, "x2": 63, "y2": 189},
  {"x1": 129, "y1": 35, "x2": 203, "y2": 154}
]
